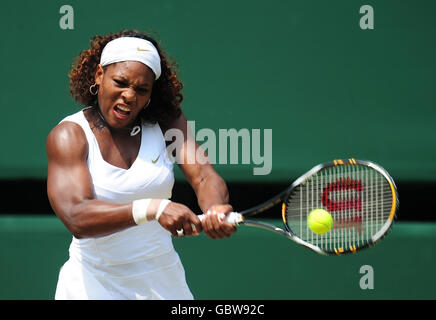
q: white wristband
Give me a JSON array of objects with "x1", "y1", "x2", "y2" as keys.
[
  {"x1": 155, "y1": 199, "x2": 171, "y2": 221},
  {"x1": 132, "y1": 199, "x2": 151, "y2": 225}
]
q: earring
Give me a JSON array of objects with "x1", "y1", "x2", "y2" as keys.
[
  {"x1": 89, "y1": 83, "x2": 99, "y2": 95},
  {"x1": 144, "y1": 99, "x2": 151, "y2": 109}
]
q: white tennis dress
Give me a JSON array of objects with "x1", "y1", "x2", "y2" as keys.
[{"x1": 54, "y1": 108, "x2": 193, "y2": 300}]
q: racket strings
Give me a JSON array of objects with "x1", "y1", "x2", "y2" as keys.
[{"x1": 285, "y1": 164, "x2": 394, "y2": 252}]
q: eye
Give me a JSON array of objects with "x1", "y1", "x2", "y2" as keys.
[
  {"x1": 136, "y1": 88, "x2": 148, "y2": 95},
  {"x1": 114, "y1": 79, "x2": 127, "y2": 87}
]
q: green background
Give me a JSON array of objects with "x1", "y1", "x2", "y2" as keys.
[
  {"x1": 0, "y1": 216, "x2": 435, "y2": 300},
  {"x1": 0, "y1": 0, "x2": 435, "y2": 181},
  {"x1": 0, "y1": 0, "x2": 435, "y2": 300}
]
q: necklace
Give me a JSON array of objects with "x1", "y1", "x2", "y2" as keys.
[{"x1": 94, "y1": 106, "x2": 141, "y2": 136}]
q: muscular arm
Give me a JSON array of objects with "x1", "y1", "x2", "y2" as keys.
[
  {"x1": 47, "y1": 121, "x2": 201, "y2": 239},
  {"x1": 182, "y1": 153, "x2": 230, "y2": 214},
  {"x1": 46, "y1": 122, "x2": 135, "y2": 238},
  {"x1": 165, "y1": 113, "x2": 236, "y2": 238}
]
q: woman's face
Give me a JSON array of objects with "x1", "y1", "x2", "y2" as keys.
[{"x1": 95, "y1": 61, "x2": 155, "y2": 129}]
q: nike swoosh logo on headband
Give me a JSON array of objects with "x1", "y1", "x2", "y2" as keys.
[{"x1": 137, "y1": 47, "x2": 150, "y2": 52}]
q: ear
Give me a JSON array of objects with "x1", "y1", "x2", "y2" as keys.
[{"x1": 95, "y1": 64, "x2": 104, "y2": 85}]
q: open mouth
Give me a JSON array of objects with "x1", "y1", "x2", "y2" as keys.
[{"x1": 113, "y1": 105, "x2": 131, "y2": 119}]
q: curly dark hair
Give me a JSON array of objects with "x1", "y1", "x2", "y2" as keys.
[{"x1": 69, "y1": 30, "x2": 183, "y2": 127}]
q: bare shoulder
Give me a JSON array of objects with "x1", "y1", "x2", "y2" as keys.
[
  {"x1": 46, "y1": 121, "x2": 88, "y2": 163},
  {"x1": 160, "y1": 111, "x2": 187, "y2": 133}
]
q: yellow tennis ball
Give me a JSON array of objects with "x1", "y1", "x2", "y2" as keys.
[{"x1": 308, "y1": 208, "x2": 333, "y2": 234}]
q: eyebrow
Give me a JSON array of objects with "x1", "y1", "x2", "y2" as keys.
[{"x1": 115, "y1": 76, "x2": 151, "y2": 88}]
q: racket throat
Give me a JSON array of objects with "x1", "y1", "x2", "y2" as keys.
[{"x1": 242, "y1": 219, "x2": 290, "y2": 237}]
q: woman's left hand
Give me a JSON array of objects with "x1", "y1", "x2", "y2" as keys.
[{"x1": 201, "y1": 204, "x2": 237, "y2": 239}]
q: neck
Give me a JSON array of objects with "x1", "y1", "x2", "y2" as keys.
[{"x1": 93, "y1": 106, "x2": 141, "y2": 136}]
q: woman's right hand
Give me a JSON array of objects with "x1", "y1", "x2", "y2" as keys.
[{"x1": 157, "y1": 202, "x2": 202, "y2": 237}]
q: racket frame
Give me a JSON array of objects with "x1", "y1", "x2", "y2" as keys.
[{"x1": 237, "y1": 158, "x2": 398, "y2": 255}]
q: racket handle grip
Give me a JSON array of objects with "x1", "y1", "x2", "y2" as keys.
[
  {"x1": 176, "y1": 212, "x2": 243, "y2": 237},
  {"x1": 199, "y1": 211, "x2": 243, "y2": 224}
]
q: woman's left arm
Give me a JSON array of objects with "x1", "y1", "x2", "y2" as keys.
[{"x1": 163, "y1": 112, "x2": 236, "y2": 239}]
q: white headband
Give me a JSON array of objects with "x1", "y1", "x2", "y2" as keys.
[{"x1": 100, "y1": 37, "x2": 161, "y2": 80}]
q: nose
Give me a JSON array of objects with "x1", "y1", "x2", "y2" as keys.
[{"x1": 121, "y1": 87, "x2": 136, "y2": 105}]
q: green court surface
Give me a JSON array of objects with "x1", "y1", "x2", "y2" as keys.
[{"x1": 0, "y1": 215, "x2": 435, "y2": 299}]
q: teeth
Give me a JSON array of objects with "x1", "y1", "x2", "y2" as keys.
[{"x1": 117, "y1": 105, "x2": 130, "y2": 112}]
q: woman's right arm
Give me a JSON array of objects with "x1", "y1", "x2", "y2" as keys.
[
  {"x1": 46, "y1": 122, "x2": 201, "y2": 238},
  {"x1": 46, "y1": 122, "x2": 136, "y2": 238}
]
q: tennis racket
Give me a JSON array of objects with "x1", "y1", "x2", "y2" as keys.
[{"x1": 184, "y1": 158, "x2": 398, "y2": 255}]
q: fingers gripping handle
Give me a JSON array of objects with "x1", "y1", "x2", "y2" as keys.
[
  {"x1": 176, "y1": 212, "x2": 243, "y2": 237},
  {"x1": 198, "y1": 211, "x2": 243, "y2": 225}
]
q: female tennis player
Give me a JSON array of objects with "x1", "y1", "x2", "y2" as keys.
[{"x1": 46, "y1": 30, "x2": 236, "y2": 300}]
